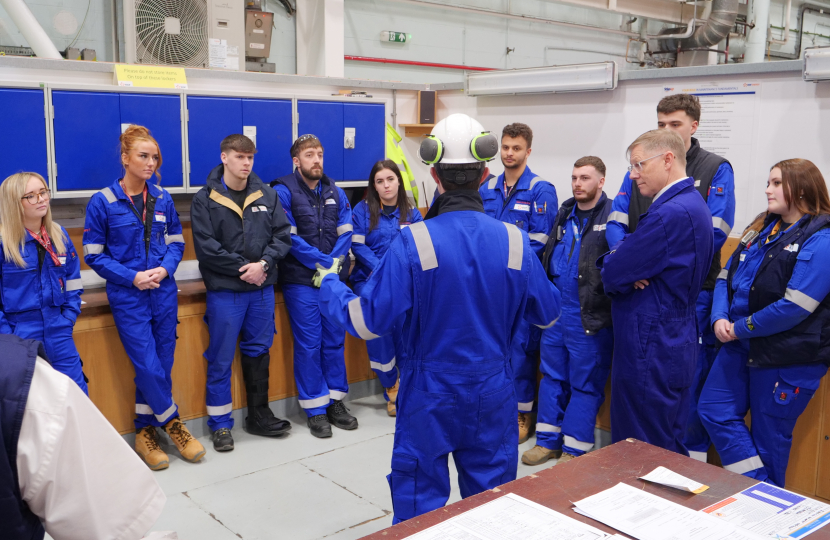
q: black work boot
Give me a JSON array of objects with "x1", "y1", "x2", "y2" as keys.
[
  {"x1": 212, "y1": 428, "x2": 234, "y2": 452},
  {"x1": 307, "y1": 414, "x2": 332, "y2": 438},
  {"x1": 241, "y1": 353, "x2": 292, "y2": 437},
  {"x1": 327, "y1": 400, "x2": 358, "y2": 430}
]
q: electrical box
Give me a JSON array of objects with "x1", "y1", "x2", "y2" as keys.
[{"x1": 245, "y1": 10, "x2": 274, "y2": 59}]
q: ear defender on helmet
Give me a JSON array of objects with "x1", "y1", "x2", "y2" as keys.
[
  {"x1": 470, "y1": 132, "x2": 498, "y2": 162},
  {"x1": 419, "y1": 135, "x2": 443, "y2": 165}
]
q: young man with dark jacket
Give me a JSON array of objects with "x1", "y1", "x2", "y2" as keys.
[
  {"x1": 523, "y1": 156, "x2": 614, "y2": 466},
  {"x1": 191, "y1": 134, "x2": 292, "y2": 452}
]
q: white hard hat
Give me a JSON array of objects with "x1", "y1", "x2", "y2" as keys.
[{"x1": 418, "y1": 113, "x2": 498, "y2": 165}]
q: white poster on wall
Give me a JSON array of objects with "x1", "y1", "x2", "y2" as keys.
[{"x1": 663, "y1": 82, "x2": 762, "y2": 232}]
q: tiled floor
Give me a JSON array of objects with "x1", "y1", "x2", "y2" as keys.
[{"x1": 132, "y1": 394, "x2": 589, "y2": 540}]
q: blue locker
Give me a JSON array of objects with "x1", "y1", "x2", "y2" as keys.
[
  {"x1": 298, "y1": 100, "x2": 344, "y2": 181},
  {"x1": 120, "y1": 93, "x2": 184, "y2": 188},
  {"x1": 0, "y1": 89, "x2": 48, "y2": 184},
  {"x1": 343, "y1": 103, "x2": 385, "y2": 181},
  {"x1": 52, "y1": 91, "x2": 122, "y2": 191},
  {"x1": 242, "y1": 99, "x2": 293, "y2": 183},
  {"x1": 187, "y1": 96, "x2": 242, "y2": 187}
]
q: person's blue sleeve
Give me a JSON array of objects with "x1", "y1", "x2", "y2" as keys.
[
  {"x1": 409, "y1": 208, "x2": 424, "y2": 224},
  {"x1": 598, "y1": 210, "x2": 669, "y2": 296},
  {"x1": 83, "y1": 195, "x2": 138, "y2": 288},
  {"x1": 734, "y1": 231, "x2": 830, "y2": 339},
  {"x1": 711, "y1": 256, "x2": 732, "y2": 326},
  {"x1": 61, "y1": 230, "x2": 83, "y2": 324},
  {"x1": 523, "y1": 250, "x2": 561, "y2": 328},
  {"x1": 319, "y1": 235, "x2": 413, "y2": 340},
  {"x1": 160, "y1": 198, "x2": 185, "y2": 280},
  {"x1": 606, "y1": 173, "x2": 632, "y2": 248},
  {"x1": 708, "y1": 163, "x2": 736, "y2": 252},
  {"x1": 527, "y1": 184, "x2": 558, "y2": 258},
  {"x1": 275, "y1": 184, "x2": 336, "y2": 269},
  {"x1": 329, "y1": 188, "x2": 353, "y2": 260},
  {"x1": 0, "y1": 251, "x2": 11, "y2": 334},
  {"x1": 351, "y1": 202, "x2": 380, "y2": 270}
]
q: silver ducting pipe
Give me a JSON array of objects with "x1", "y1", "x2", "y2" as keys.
[
  {"x1": 0, "y1": 0, "x2": 62, "y2": 59},
  {"x1": 659, "y1": 0, "x2": 739, "y2": 51}
]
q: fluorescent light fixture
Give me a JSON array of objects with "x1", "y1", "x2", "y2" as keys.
[
  {"x1": 803, "y1": 47, "x2": 830, "y2": 82},
  {"x1": 466, "y1": 62, "x2": 617, "y2": 96}
]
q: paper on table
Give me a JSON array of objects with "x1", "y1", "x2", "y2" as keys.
[
  {"x1": 702, "y1": 482, "x2": 830, "y2": 539},
  {"x1": 639, "y1": 466, "x2": 709, "y2": 494},
  {"x1": 405, "y1": 493, "x2": 609, "y2": 540},
  {"x1": 572, "y1": 482, "x2": 766, "y2": 540}
]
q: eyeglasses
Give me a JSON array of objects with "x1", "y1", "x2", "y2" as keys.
[
  {"x1": 21, "y1": 189, "x2": 50, "y2": 204},
  {"x1": 627, "y1": 152, "x2": 666, "y2": 173}
]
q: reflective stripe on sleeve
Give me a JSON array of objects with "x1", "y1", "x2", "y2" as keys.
[
  {"x1": 528, "y1": 232, "x2": 550, "y2": 244},
  {"x1": 165, "y1": 234, "x2": 185, "y2": 245},
  {"x1": 65, "y1": 278, "x2": 83, "y2": 291},
  {"x1": 608, "y1": 211, "x2": 629, "y2": 226},
  {"x1": 348, "y1": 297, "x2": 380, "y2": 340},
  {"x1": 785, "y1": 288, "x2": 821, "y2": 313},
  {"x1": 713, "y1": 216, "x2": 733, "y2": 236},
  {"x1": 299, "y1": 395, "x2": 331, "y2": 409},
  {"x1": 370, "y1": 357, "x2": 396, "y2": 372},
  {"x1": 290, "y1": 226, "x2": 298, "y2": 235},
  {"x1": 352, "y1": 234, "x2": 366, "y2": 244},
  {"x1": 337, "y1": 224, "x2": 353, "y2": 236},
  {"x1": 723, "y1": 455, "x2": 765, "y2": 475},
  {"x1": 409, "y1": 222, "x2": 438, "y2": 270},
  {"x1": 488, "y1": 177, "x2": 498, "y2": 189},
  {"x1": 504, "y1": 222, "x2": 523, "y2": 271},
  {"x1": 718, "y1": 269, "x2": 729, "y2": 280},
  {"x1": 563, "y1": 435, "x2": 594, "y2": 452},
  {"x1": 529, "y1": 177, "x2": 552, "y2": 189},
  {"x1": 100, "y1": 187, "x2": 117, "y2": 204},
  {"x1": 83, "y1": 244, "x2": 104, "y2": 256},
  {"x1": 206, "y1": 403, "x2": 232, "y2": 416},
  {"x1": 535, "y1": 423, "x2": 561, "y2": 433}
]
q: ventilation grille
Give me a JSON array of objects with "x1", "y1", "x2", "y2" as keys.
[{"x1": 134, "y1": 0, "x2": 208, "y2": 67}]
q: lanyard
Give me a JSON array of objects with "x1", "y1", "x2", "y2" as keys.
[
  {"x1": 27, "y1": 225, "x2": 62, "y2": 267},
  {"x1": 121, "y1": 181, "x2": 148, "y2": 223}
]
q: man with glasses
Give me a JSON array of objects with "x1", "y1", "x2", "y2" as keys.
[
  {"x1": 606, "y1": 93, "x2": 735, "y2": 462},
  {"x1": 598, "y1": 129, "x2": 713, "y2": 455},
  {"x1": 272, "y1": 134, "x2": 356, "y2": 438}
]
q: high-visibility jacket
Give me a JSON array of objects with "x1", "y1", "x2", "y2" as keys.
[{"x1": 386, "y1": 123, "x2": 418, "y2": 206}]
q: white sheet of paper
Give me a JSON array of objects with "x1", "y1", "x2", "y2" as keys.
[
  {"x1": 702, "y1": 483, "x2": 830, "y2": 539},
  {"x1": 639, "y1": 466, "x2": 709, "y2": 494},
  {"x1": 572, "y1": 482, "x2": 766, "y2": 540},
  {"x1": 405, "y1": 493, "x2": 609, "y2": 540}
]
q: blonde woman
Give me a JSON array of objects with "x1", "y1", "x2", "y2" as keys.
[{"x1": 0, "y1": 172, "x2": 87, "y2": 394}]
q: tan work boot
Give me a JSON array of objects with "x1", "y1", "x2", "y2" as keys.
[
  {"x1": 522, "y1": 445, "x2": 562, "y2": 466},
  {"x1": 558, "y1": 452, "x2": 577, "y2": 464},
  {"x1": 135, "y1": 426, "x2": 169, "y2": 471},
  {"x1": 386, "y1": 379, "x2": 399, "y2": 417},
  {"x1": 518, "y1": 412, "x2": 535, "y2": 444},
  {"x1": 163, "y1": 417, "x2": 206, "y2": 463}
]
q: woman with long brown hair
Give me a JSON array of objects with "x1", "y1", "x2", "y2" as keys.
[
  {"x1": 0, "y1": 172, "x2": 86, "y2": 393},
  {"x1": 350, "y1": 160, "x2": 422, "y2": 415},
  {"x1": 698, "y1": 158, "x2": 830, "y2": 487},
  {"x1": 83, "y1": 125, "x2": 204, "y2": 470}
]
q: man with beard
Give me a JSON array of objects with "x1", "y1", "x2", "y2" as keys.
[
  {"x1": 480, "y1": 123, "x2": 558, "y2": 444},
  {"x1": 523, "y1": 157, "x2": 614, "y2": 466},
  {"x1": 272, "y1": 135, "x2": 356, "y2": 438}
]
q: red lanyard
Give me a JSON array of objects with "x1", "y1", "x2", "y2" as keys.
[
  {"x1": 27, "y1": 225, "x2": 62, "y2": 267},
  {"x1": 121, "y1": 181, "x2": 148, "y2": 223}
]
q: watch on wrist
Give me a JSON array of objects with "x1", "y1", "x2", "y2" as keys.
[{"x1": 259, "y1": 260, "x2": 269, "y2": 272}]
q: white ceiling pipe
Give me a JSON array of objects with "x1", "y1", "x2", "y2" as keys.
[
  {"x1": 0, "y1": 0, "x2": 62, "y2": 59},
  {"x1": 768, "y1": 0, "x2": 791, "y2": 45}
]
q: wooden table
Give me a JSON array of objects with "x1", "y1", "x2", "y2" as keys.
[{"x1": 364, "y1": 438, "x2": 830, "y2": 539}]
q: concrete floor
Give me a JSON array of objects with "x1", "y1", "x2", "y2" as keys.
[{"x1": 45, "y1": 393, "x2": 610, "y2": 540}]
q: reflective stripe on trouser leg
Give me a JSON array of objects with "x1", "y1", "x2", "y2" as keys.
[
  {"x1": 204, "y1": 290, "x2": 249, "y2": 430},
  {"x1": 511, "y1": 319, "x2": 538, "y2": 411},
  {"x1": 108, "y1": 283, "x2": 177, "y2": 429},
  {"x1": 688, "y1": 451, "x2": 708, "y2": 462},
  {"x1": 322, "y1": 303, "x2": 348, "y2": 401},
  {"x1": 536, "y1": 324, "x2": 567, "y2": 450},
  {"x1": 282, "y1": 284, "x2": 333, "y2": 417},
  {"x1": 354, "y1": 280, "x2": 399, "y2": 391},
  {"x1": 685, "y1": 289, "x2": 716, "y2": 454}
]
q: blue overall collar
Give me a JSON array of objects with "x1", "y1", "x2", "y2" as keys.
[{"x1": 496, "y1": 165, "x2": 535, "y2": 194}]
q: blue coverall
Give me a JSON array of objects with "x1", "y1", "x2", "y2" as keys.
[
  {"x1": 319, "y1": 194, "x2": 561, "y2": 523},
  {"x1": 599, "y1": 178, "x2": 714, "y2": 454},
  {"x1": 607, "y1": 165, "x2": 735, "y2": 459},
  {"x1": 275, "y1": 182, "x2": 353, "y2": 417},
  {"x1": 480, "y1": 167, "x2": 558, "y2": 412},
  {"x1": 0, "y1": 227, "x2": 87, "y2": 393},
  {"x1": 699, "y1": 218, "x2": 830, "y2": 487},
  {"x1": 350, "y1": 200, "x2": 423, "y2": 391},
  {"x1": 537, "y1": 207, "x2": 613, "y2": 456},
  {"x1": 84, "y1": 181, "x2": 185, "y2": 429}
]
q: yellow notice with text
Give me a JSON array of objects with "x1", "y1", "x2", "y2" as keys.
[{"x1": 114, "y1": 64, "x2": 188, "y2": 89}]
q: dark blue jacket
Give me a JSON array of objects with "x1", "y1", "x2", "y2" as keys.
[
  {"x1": 0, "y1": 335, "x2": 47, "y2": 540},
  {"x1": 273, "y1": 170, "x2": 352, "y2": 286}
]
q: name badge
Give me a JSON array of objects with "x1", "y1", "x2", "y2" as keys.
[
  {"x1": 784, "y1": 243, "x2": 799, "y2": 253},
  {"x1": 58, "y1": 256, "x2": 66, "y2": 265},
  {"x1": 514, "y1": 203, "x2": 531, "y2": 212},
  {"x1": 154, "y1": 214, "x2": 166, "y2": 222},
  {"x1": 593, "y1": 224, "x2": 607, "y2": 232},
  {"x1": 258, "y1": 205, "x2": 267, "y2": 212},
  {"x1": 251, "y1": 207, "x2": 259, "y2": 212},
  {"x1": 325, "y1": 198, "x2": 337, "y2": 205},
  {"x1": 694, "y1": 180, "x2": 701, "y2": 187}
]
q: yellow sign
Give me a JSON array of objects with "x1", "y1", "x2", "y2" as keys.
[{"x1": 114, "y1": 64, "x2": 188, "y2": 89}]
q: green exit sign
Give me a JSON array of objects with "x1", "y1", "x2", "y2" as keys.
[{"x1": 381, "y1": 31, "x2": 411, "y2": 43}]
